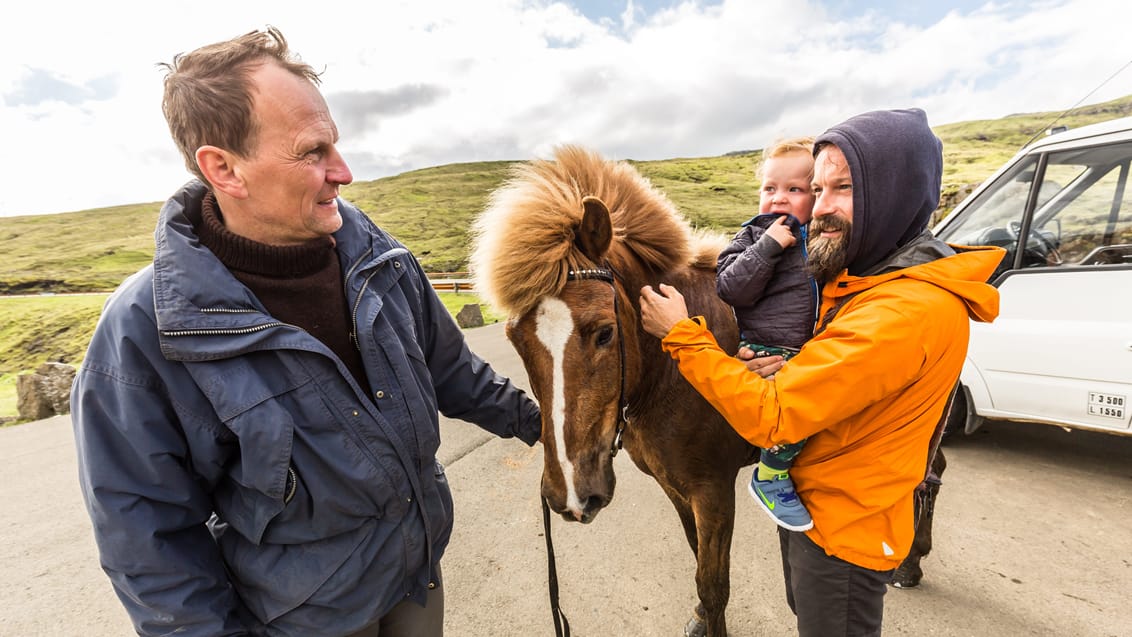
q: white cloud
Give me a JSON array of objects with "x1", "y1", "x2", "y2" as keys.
[{"x1": 1, "y1": 0, "x2": 1130, "y2": 216}]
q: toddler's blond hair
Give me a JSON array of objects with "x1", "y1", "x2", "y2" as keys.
[{"x1": 758, "y1": 136, "x2": 816, "y2": 181}]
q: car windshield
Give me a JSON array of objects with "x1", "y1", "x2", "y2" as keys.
[{"x1": 938, "y1": 139, "x2": 1132, "y2": 279}]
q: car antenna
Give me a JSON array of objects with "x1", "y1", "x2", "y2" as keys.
[{"x1": 1020, "y1": 57, "x2": 1132, "y2": 149}]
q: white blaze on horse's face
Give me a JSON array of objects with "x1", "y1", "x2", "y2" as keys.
[{"x1": 534, "y1": 296, "x2": 585, "y2": 517}]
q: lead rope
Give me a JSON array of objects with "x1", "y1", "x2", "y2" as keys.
[{"x1": 542, "y1": 495, "x2": 571, "y2": 637}]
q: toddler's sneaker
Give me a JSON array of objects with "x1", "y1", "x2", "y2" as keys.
[{"x1": 748, "y1": 471, "x2": 813, "y2": 531}]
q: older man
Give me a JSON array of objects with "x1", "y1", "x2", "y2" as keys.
[{"x1": 71, "y1": 27, "x2": 540, "y2": 637}]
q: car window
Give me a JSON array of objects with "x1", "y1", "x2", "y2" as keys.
[
  {"x1": 940, "y1": 155, "x2": 1054, "y2": 278},
  {"x1": 1046, "y1": 158, "x2": 1132, "y2": 264},
  {"x1": 938, "y1": 139, "x2": 1132, "y2": 277}
]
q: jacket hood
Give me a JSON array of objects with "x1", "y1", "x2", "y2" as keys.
[
  {"x1": 815, "y1": 108, "x2": 943, "y2": 276},
  {"x1": 830, "y1": 239, "x2": 1005, "y2": 323}
]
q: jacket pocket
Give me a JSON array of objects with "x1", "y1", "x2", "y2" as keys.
[
  {"x1": 209, "y1": 373, "x2": 306, "y2": 545},
  {"x1": 424, "y1": 460, "x2": 455, "y2": 551},
  {"x1": 217, "y1": 517, "x2": 379, "y2": 623}
]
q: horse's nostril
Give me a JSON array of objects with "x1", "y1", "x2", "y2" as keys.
[{"x1": 583, "y1": 494, "x2": 607, "y2": 513}]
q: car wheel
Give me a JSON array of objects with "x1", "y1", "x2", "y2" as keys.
[{"x1": 944, "y1": 384, "x2": 968, "y2": 436}]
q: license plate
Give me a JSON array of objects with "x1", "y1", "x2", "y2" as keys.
[{"x1": 1087, "y1": 392, "x2": 1126, "y2": 419}]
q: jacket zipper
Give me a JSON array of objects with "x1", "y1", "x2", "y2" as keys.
[
  {"x1": 350, "y1": 268, "x2": 381, "y2": 351},
  {"x1": 341, "y1": 253, "x2": 434, "y2": 579},
  {"x1": 801, "y1": 225, "x2": 821, "y2": 326},
  {"x1": 162, "y1": 323, "x2": 286, "y2": 337},
  {"x1": 161, "y1": 307, "x2": 286, "y2": 337},
  {"x1": 344, "y1": 247, "x2": 376, "y2": 351}
]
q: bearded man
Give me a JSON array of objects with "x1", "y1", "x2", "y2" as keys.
[{"x1": 638, "y1": 108, "x2": 1005, "y2": 637}]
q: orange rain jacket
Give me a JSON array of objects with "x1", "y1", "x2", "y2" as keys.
[{"x1": 661, "y1": 243, "x2": 1003, "y2": 571}]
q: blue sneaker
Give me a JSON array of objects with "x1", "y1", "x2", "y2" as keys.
[{"x1": 748, "y1": 471, "x2": 813, "y2": 531}]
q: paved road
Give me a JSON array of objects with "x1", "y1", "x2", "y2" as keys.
[{"x1": 3, "y1": 322, "x2": 1131, "y2": 636}]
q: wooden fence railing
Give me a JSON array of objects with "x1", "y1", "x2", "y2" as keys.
[{"x1": 426, "y1": 272, "x2": 474, "y2": 293}]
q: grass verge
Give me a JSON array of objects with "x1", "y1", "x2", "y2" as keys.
[{"x1": 1, "y1": 291, "x2": 502, "y2": 424}]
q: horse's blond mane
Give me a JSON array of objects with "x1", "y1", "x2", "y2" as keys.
[{"x1": 471, "y1": 145, "x2": 710, "y2": 318}]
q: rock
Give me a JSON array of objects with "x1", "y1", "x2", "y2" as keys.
[
  {"x1": 456, "y1": 303, "x2": 485, "y2": 329},
  {"x1": 16, "y1": 376, "x2": 53, "y2": 421},
  {"x1": 16, "y1": 362, "x2": 77, "y2": 421}
]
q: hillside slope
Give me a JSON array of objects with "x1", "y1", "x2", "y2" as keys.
[{"x1": 3, "y1": 94, "x2": 1130, "y2": 294}]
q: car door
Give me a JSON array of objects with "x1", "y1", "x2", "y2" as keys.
[{"x1": 936, "y1": 137, "x2": 1132, "y2": 434}]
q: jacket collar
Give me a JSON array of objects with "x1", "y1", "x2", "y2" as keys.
[
  {"x1": 825, "y1": 232, "x2": 1004, "y2": 323},
  {"x1": 862, "y1": 230, "x2": 954, "y2": 275},
  {"x1": 151, "y1": 180, "x2": 403, "y2": 360}
]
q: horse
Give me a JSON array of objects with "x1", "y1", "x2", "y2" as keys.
[{"x1": 469, "y1": 144, "x2": 944, "y2": 636}]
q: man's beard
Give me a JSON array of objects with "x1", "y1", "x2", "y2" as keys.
[{"x1": 807, "y1": 215, "x2": 852, "y2": 283}]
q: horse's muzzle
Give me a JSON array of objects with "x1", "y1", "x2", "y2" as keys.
[
  {"x1": 563, "y1": 493, "x2": 610, "y2": 524},
  {"x1": 544, "y1": 489, "x2": 611, "y2": 524}
]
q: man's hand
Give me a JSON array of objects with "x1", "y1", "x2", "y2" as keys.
[
  {"x1": 639, "y1": 284, "x2": 690, "y2": 338},
  {"x1": 737, "y1": 346, "x2": 785, "y2": 378}
]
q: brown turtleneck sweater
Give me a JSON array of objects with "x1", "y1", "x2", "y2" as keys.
[{"x1": 195, "y1": 192, "x2": 371, "y2": 393}]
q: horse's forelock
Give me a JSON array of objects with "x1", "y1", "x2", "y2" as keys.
[
  {"x1": 470, "y1": 145, "x2": 698, "y2": 317},
  {"x1": 470, "y1": 164, "x2": 582, "y2": 318}
]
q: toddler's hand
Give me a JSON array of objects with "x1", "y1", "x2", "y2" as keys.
[{"x1": 766, "y1": 216, "x2": 796, "y2": 249}]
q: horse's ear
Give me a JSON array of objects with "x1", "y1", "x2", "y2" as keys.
[{"x1": 577, "y1": 196, "x2": 613, "y2": 261}]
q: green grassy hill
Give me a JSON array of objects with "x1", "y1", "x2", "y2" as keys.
[
  {"x1": 6, "y1": 94, "x2": 1132, "y2": 294},
  {"x1": 3, "y1": 94, "x2": 1131, "y2": 421}
]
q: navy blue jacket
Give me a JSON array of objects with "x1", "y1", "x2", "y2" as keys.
[
  {"x1": 716, "y1": 213, "x2": 817, "y2": 349},
  {"x1": 71, "y1": 180, "x2": 541, "y2": 636}
]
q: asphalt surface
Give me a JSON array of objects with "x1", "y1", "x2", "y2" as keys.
[{"x1": 3, "y1": 321, "x2": 1131, "y2": 636}]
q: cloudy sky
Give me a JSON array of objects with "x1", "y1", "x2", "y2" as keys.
[{"x1": 1, "y1": 0, "x2": 1130, "y2": 217}]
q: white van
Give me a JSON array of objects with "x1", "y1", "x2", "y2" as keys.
[{"x1": 933, "y1": 116, "x2": 1132, "y2": 437}]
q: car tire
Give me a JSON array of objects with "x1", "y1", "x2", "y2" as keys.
[{"x1": 944, "y1": 384, "x2": 968, "y2": 437}]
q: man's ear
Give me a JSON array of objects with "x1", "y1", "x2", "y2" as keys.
[{"x1": 195, "y1": 145, "x2": 248, "y2": 199}]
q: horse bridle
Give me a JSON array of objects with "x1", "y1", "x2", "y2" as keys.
[
  {"x1": 541, "y1": 261, "x2": 631, "y2": 637},
  {"x1": 565, "y1": 263, "x2": 630, "y2": 457}
]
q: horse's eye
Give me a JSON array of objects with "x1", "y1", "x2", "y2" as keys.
[{"x1": 595, "y1": 325, "x2": 614, "y2": 347}]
